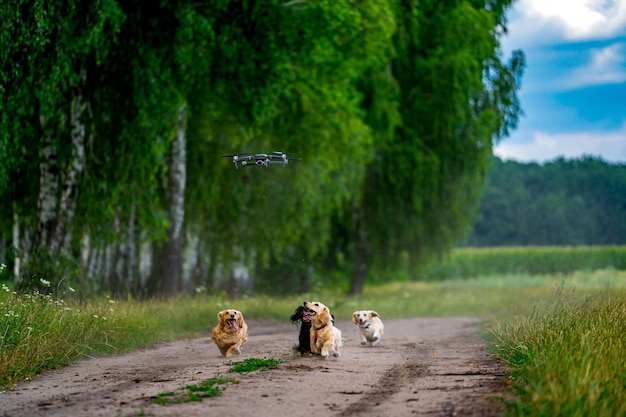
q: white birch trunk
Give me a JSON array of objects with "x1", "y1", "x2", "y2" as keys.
[
  {"x1": 182, "y1": 229, "x2": 199, "y2": 292},
  {"x1": 170, "y1": 105, "x2": 186, "y2": 244},
  {"x1": 12, "y1": 211, "x2": 33, "y2": 285},
  {"x1": 51, "y1": 71, "x2": 87, "y2": 257},
  {"x1": 125, "y1": 203, "x2": 137, "y2": 292},
  {"x1": 148, "y1": 104, "x2": 187, "y2": 296},
  {"x1": 139, "y1": 237, "x2": 153, "y2": 290},
  {"x1": 12, "y1": 211, "x2": 20, "y2": 283},
  {"x1": 36, "y1": 115, "x2": 59, "y2": 248}
]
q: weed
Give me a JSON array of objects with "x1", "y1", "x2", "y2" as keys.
[
  {"x1": 152, "y1": 376, "x2": 234, "y2": 405},
  {"x1": 226, "y1": 357, "x2": 283, "y2": 373}
]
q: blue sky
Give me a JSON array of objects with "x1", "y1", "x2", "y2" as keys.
[{"x1": 494, "y1": 0, "x2": 626, "y2": 164}]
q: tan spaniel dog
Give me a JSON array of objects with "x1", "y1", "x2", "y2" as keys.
[
  {"x1": 303, "y1": 301, "x2": 342, "y2": 358},
  {"x1": 352, "y1": 310, "x2": 384, "y2": 347},
  {"x1": 211, "y1": 309, "x2": 248, "y2": 358}
]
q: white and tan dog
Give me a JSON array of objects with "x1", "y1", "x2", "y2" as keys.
[
  {"x1": 303, "y1": 301, "x2": 342, "y2": 358},
  {"x1": 352, "y1": 310, "x2": 384, "y2": 347},
  {"x1": 211, "y1": 309, "x2": 248, "y2": 358}
]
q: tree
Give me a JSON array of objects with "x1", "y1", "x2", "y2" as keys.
[
  {"x1": 346, "y1": 0, "x2": 525, "y2": 294},
  {"x1": 465, "y1": 156, "x2": 626, "y2": 246}
]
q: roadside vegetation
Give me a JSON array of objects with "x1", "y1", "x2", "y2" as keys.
[
  {"x1": 489, "y1": 293, "x2": 626, "y2": 416},
  {"x1": 2, "y1": 247, "x2": 626, "y2": 416}
]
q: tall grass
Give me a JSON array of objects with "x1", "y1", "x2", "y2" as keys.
[
  {"x1": 489, "y1": 292, "x2": 626, "y2": 417},
  {"x1": 0, "y1": 284, "x2": 117, "y2": 388}
]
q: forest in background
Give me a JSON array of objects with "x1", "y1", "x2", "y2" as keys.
[
  {"x1": 465, "y1": 156, "x2": 626, "y2": 246},
  {"x1": 0, "y1": 0, "x2": 525, "y2": 297}
]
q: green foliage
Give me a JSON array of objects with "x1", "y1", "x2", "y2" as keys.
[
  {"x1": 489, "y1": 294, "x2": 626, "y2": 417},
  {"x1": 1, "y1": 0, "x2": 525, "y2": 298},
  {"x1": 226, "y1": 357, "x2": 283, "y2": 373},
  {"x1": 353, "y1": 0, "x2": 525, "y2": 276},
  {"x1": 466, "y1": 157, "x2": 626, "y2": 246},
  {"x1": 424, "y1": 246, "x2": 626, "y2": 280}
]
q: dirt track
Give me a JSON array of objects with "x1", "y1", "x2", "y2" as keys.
[{"x1": 0, "y1": 317, "x2": 509, "y2": 417}]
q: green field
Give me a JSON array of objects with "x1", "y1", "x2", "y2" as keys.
[{"x1": 2, "y1": 246, "x2": 626, "y2": 416}]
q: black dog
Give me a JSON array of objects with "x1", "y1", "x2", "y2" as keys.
[{"x1": 290, "y1": 305, "x2": 334, "y2": 356}]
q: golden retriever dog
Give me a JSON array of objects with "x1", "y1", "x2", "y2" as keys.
[
  {"x1": 211, "y1": 309, "x2": 248, "y2": 358},
  {"x1": 303, "y1": 301, "x2": 342, "y2": 358},
  {"x1": 352, "y1": 310, "x2": 384, "y2": 347}
]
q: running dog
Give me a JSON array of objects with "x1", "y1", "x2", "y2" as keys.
[
  {"x1": 211, "y1": 309, "x2": 248, "y2": 358},
  {"x1": 352, "y1": 310, "x2": 384, "y2": 347}
]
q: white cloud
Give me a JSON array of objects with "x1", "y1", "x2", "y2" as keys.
[
  {"x1": 504, "y1": 0, "x2": 626, "y2": 48},
  {"x1": 494, "y1": 124, "x2": 626, "y2": 163},
  {"x1": 561, "y1": 42, "x2": 626, "y2": 88}
]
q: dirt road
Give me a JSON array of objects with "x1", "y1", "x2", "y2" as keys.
[{"x1": 0, "y1": 317, "x2": 509, "y2": 417}]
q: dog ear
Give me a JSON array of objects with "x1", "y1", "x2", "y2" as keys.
[
  {"x1": 320, "y1": 306, "x2": 331, "y2": 323},
  {"x1": 237, "y1": 310, "x2": 244, "y2": 326},
  {"x1": 352, "y1": 312, "x2": 359, "y2": 324},
  {"x1": 370, "y1": 310, "x2": 380, "y2": 318},
  {"x1": 217, "y1": 310, "x2": 225, "y2": 321}
]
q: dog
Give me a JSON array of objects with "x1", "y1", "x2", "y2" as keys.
[
  {"x1": 352, "y1": 310, "x2": 384, "y2": 347},
  {"x1": 290, "y1": 305, "x2": 336, "y2": 356},
  {"x1": 211, "y1": 309, "x2": 248, "y2": 358},
  {"x1": 302, "y1": 301, "x2": 342, "y2": 358}
]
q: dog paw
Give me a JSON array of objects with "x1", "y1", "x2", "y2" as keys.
[{"x1": 361, "y1": 341, "x2": 367, "y2": 345}]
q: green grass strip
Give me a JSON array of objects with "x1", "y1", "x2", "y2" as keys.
[{"x1": 226, "y1": 357, "x2": 283, "y2": 374}]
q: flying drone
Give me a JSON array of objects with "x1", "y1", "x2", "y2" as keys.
[{"x1": 222, "y1": 151, "x2": 301, "y2": 169}]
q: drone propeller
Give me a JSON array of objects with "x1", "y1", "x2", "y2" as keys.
[{"x1": 273, "y1": 151, "x2": 298, "y2": 156}]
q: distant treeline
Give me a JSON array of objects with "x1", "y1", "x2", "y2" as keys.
[{"x1": 464, "y1": 156, "x2": 626, "y2": 246}]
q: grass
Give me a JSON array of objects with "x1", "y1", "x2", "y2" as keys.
[
  {"x1": 0, "y1": 284, "x2": 118, "y2": 388},
  {"x1": 226, "y1": 357, "x2": 283, "y2": 373},
  {"x1": 488, "y1": 290, "x2": 626, "y2": 417},
  {"x1": 152, "y1": 376, "x2": 235, "y2": 405}
]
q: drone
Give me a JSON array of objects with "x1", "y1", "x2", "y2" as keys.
[{"x1": 222, "y1": 151, "x2": 301, "y2": 169}]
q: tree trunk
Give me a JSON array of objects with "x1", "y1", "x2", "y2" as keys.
[
  {"x1": 348, "y1": 201, "x2": 369, "y2": 295},
  {"x1": 51, "y1": 72, "x2": 87, "y2": 258},
  {"x1": 148, "y1": 105, "x2": 187, "y2": 296},
  {"x1": 113, "y1": 204, "x2": 136, "y2": 297},
  {"x1": 36, "y1": 115, "x2": 59, "y2": 249},
  {"x1": 182, "y1": 230, "x2": 200, "y2": 292}
]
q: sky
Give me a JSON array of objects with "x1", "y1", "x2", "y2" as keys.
[{"x1": 493, "y1": 0, "x2": 626, "y2": 164}]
